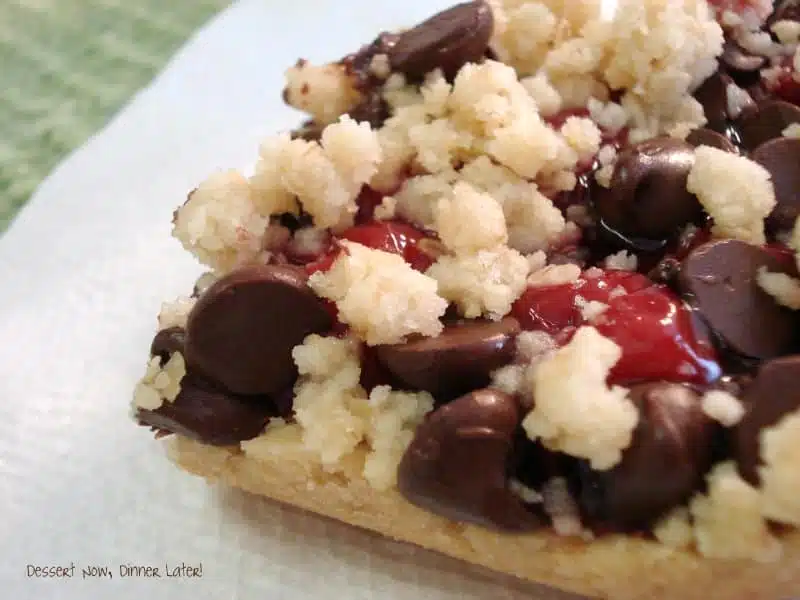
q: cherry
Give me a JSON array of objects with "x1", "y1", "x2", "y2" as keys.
[
  {"x1": 511, "y1": 271, "x2": 651, "y2": 335},
  {"x1": 305, "y1": 251, "x2": 340, "y2": 276},
  {"x1": 593, "y1": 287, "x2": 721, "y2": 385},
  {"x1": 764, "y1": 58, "x2": 800, "y2": 107},
  {"x1": 511, "y1": 270, "x2": 721, "y2": 385},
  {"x1": 306, "y1": 220, "x2": 436, "y2": 276}
]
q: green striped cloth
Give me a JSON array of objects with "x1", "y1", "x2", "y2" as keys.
[{"x1": 0, "y1": 0, "x2": 230, "y2": 231}]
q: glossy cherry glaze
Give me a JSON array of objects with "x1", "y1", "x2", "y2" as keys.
[
  {"x1": 305, "y1": 219, "x2": 436, "y2": 275},
  {"x1": 511, "y1": 271, "x2": 721, "y2": 385}
]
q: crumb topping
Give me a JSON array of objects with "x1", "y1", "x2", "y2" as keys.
[
  {"x1": 249, "y1": 335, "x2": 433, "y2": 488},
  {"x1": 291, "y1": 335, "x2": 370, "y2": 466},
  {"x1": 653, "y1": 507, "x2": 694, "y2": 549},
  {"x1": 523, "y1": 326, "x2": 637, "y2": 470},
  {"x1": 363, "y1": 385, "x2": 434, "y2": 490},
  {"x1": 686, "y1": 146, "x2": 776, "y2": 245},
  {"x1": 690, "y1": 462, "x2": 781, "y2": 562},
  {"x1": 701, "y1": 390, "x2": 746, "y2": 427},
  {"x1": 426, "y1": 246, "x2": 530, "y2": 320},
  {"x1": 173, "y1": 171, "x2": 270, "y2": 272},
  {"x1": 759, "y1": 410, "x2": 800, "y2": 527},
  {"x1": 284, "y1": 62, "x2": 361, "y2": 125},
  {"x1": 157, "y1": 296, "x2": 196, "y2": 331},
  {"x1": 490, "y1": 0, "x2": 722, "y2": 141},
  {"x1": 435, "y1": 182, "x2": 508, "y2": 254},
  {"x1": 603, "y1": 250, "x2": 638, "y2": 272},
  {"x1": 527, "y1": 263, "x2": 581, "y2": 287},
  {"x1": 309, "y1": 242, "x2": 447, "y2": 345},
  {"x1": 132, "y1": 353, "x2": 186, "y2": 411},
  {"x1": 757, "y1": 267, "x2": 800, "y2": 310}
]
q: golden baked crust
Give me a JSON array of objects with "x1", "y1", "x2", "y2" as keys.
[{"x1": 168, "y1": 436, "x2": 800, "y2": 600}]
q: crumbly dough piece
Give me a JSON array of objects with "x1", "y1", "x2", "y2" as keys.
[
  {"x1": 309, "y1": 242, "x2": 447, "y2": 345},
  {"x1": 169, "y1": 436, "x2": 800, "y2": 600},
  {"x1": 686, "y1": 146, "x2": 776, "y2": 245},
  {"x1": 522, "y1": 327, "x2": 637, "y2": 470}
]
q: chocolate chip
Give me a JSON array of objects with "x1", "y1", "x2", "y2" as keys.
[
  {"x1": 751, "y1": 137, "x2": 800, "y2": 233},
  {"x1": 734, "y1": 355, "x2": 800, "y2": 485},
  {"x1": 770, "y1": 0, "x2": 800, "y2": 24},
  {"x1": 712, "y1": 373, "x2": 753, "y2": 398},
  {"x1": 341, "y1": 32, "x2": 399, "y2": 91},
  {"x1": 578, "y1": 382, "x2": 716, "y2": 530},
  {"x1": 136, "y1": 373, "x2": 275, "y2": 446},
  {"x1": 686, "y1": 128, "x2": 738, "y2": 153},
  {"x1": 376, "y1": 318, "x2": 520, "y2": 400},
  {"x1": 347, "y1": 92, "x2": 390, "y2": 129},
  {"x1": 678, "y1": 240, "x2": 800, "y2": 362},
  {"x1": 150, "y1": 327, "x2": 186, "y2": 364},
  {"x1": 290, "y1": 120, "x2": 324, "y2": 142},
  {"x1": 185, "y1": 264, "x2": 333, "y2": 395},
  {"x1": 647, "y1": 257, "x2": 682, "y2": 285},
  {"x1": 397, "y1": 389, "x2": 544, "y2": 531},
  {"x1": 589, "y1": 218, "x2": 669, "y2": 256},
  {"x1": 735, "y1": 100, "x2": 800, "y2": 151},
  {"x1": 593, "y1": 137, "x2": 702, "y2": 241},
  {"x1": 694, "y1": 72, "x2": 734, "y2": 132},
  {"x1": 388, "y1": 1, "x2": 494, "y2": 81}
]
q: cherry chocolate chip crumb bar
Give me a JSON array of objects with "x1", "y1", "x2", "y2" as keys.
[{"x1": 131, "y1": 1, "x2": 800, "y2": 598}]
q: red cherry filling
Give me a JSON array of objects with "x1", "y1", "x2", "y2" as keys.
[
  {"x1": 511, "y1": 271, "x2": 651, "y2": 335},
  {"x1": 764, "y1": 57, "x2": 800, "y2": 107},
  {"x1": 593, "y1": 287, "x2": 721, "y2": 384},
  {"x1": 305, "y1": 220, "x2": 436, "y2": 275},
  {"x1": 511, "y1": 270, "x2": 721, "y2": 385}
]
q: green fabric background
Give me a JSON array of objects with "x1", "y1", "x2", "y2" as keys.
[{"x1": 0, "y1": 0, "x2": 230, "y2": 231}]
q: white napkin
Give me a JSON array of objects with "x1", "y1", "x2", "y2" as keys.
[{"x1": 0, "y1": 1, "x2": 580, "y2": 598}]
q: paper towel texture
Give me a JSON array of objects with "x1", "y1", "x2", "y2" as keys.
[{"x1": 0, "y1": 1, "x2": 577, "y2": 598}]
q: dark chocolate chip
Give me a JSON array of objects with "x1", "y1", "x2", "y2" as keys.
[
  {"x1": 678, "y1": 239, "x2": 800, "y2": 362},
  {"x1": 770, "y1": 0, "x2": 800, "y2": 24},
  {"x1": 735, "y1": 100, "x2": 800, "y2": 151},
  {"x1": 734, "y1": 355, "x2": 800, "y2": 485},
  {"x1": 388, "y1": 0, "x2": 494, "y2": 81},
  {"x1": 290, "y1": 120, "x2": 325, "y2": 142},
  {"x1": 397, "y1": 388, "x2": 544, "y2": 531},
  {"x1": 593, "y1": 137, "x2": 702, "y2": 241},
  {"x1": 751, "y1": 137, "x2": 800, "y2": 233},
  {"x1": 588, "y1": 218, "x2": 669, "y2": 256},
  {"x1": 376, "y1": 318, "x2": 520, "y2": 400},
  {"x1": 578, "y1": 382, "x2": 716, "y2": 530},
  {"x1": 694, "y1": 72, "x2": 734, "y2": 132},
  {"x1": 712, "y1": 373, "x2": 754, "y2": 398},
  {"x1": 136, "y1": 373, "x2": 275, "y2": 446},
  {"x1": 647, "y1": 257, "x2": 682, "y2": 286},
  {"x1": 341, "y1": 32, "x2": 399, "y2": 91},
  {"x1": 185, "y1": 264, "x2": 333, "y2": 396},
  {"x1": 686, "y1": 128, "x2": 738, "y2": 153},
  {"x1": 347, "y1": 92, "x2": 391, "y2": 129},
  {"x1": 672, "y1": 223, "x2": 712, "y2": 261},
  {"x1": 150, "y1": 327, "x2": 186, "y2": 365}
]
